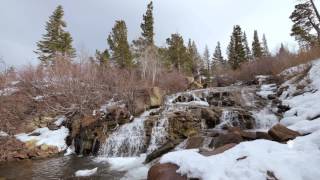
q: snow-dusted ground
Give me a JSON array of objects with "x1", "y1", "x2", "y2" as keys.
[
  {"x1": 15, "y1": 126, "x2": 69, "y2": 151},
  {"x1": 158, "y1": 59, "x2": 320, "y2": 180}
]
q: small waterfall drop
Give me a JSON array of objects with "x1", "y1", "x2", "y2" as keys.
[
  {"x1": 146, "y1": 116, "x2": 169, "y2": 153},
  {"x1": 99, "y1": 110, "x2": 152, "y2": 157},
  {"x1": 217, "y1": 110, "x2": 239, "y2": 129}
]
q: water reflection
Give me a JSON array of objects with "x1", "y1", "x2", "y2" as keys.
[{"x1": 0, "y1": 156, "x2": 124, "y2": 180}]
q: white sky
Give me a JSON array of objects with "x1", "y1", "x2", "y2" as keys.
[{"x1": 0, "y1": 0, "x2": 301, "y2": 67}]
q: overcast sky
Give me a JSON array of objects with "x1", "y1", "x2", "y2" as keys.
[{"x1": 0, "y1": 0, "x2": 300, "y2": 67}]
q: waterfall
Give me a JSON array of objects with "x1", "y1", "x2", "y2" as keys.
[
  {"x1": 146, "y1": 116, "x2": 169, "y2": 153},
  {"x1": 216, "y1": 110, "x2": 239, "y2": 129},
  {"x1": 99, "y1": 110, "x2": 152, "y2": 157}
]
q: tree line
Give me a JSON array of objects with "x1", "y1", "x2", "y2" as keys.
[{"x1": 35, "y1": 0, "x2": 320, "y2": 78}]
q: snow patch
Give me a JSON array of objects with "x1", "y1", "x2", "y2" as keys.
[
  {"x1": 94, "y1": 154, "x2": 149, "y2": 180},
  {"x1": 160, "y1": 135, "x2": 320, "y2": 180},
  {"x1": 75, "y1": 167, "x2": 98, "y2": 177},
  {"x1": 15, "y1": 126, "x2": 69, "y2": 151},
  {"x1": 0, "y1": 131, "x2": 9, "y2": 137}
]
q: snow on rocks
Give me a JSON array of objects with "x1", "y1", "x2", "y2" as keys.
[
  {"x1": 15, "y1": 126, "x2": 69, "y2": 151},
  {"x1": 160, "y1": 134, "x2": 320, "y2": 180},
  {"x1": 54, "y1": 116, "x2": 66, "y2": 126},
  {"x1": 75, "y1": 167, "x2": 98, "y2": 177},
  {"x1": 0, "y1": 131, "x2": 9, "y2": 137}
]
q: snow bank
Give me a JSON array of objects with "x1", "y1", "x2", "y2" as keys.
[
  {"x1": 94, "y1": 154, "x2": 149, "y2": 180},
  {"x1": 15, "y1": 126, "x2": 69, "y2": 151},
  {"x1": 75, "y1": 167, "x2": 98, "y2": 177},
  {"x1": 160, "y1": 133, "x2": 320, "y2": 180},
  {"x1": 280, "y1": 59, "x2": 320, "y2": 126}
]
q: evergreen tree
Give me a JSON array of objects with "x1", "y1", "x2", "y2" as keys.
[
  {"x1": 35, "y1": 5, "x2": 76, "y2": 65},
  {"x1": 141, "y1": 1, "x2": 154, "y2": 45},
  {"x1": 95, "y1": 49, "x2": 110, "y2": 66},
  {"x1": 203, "y1": 45, "x2": 211, "y2": 81},
  {"x1": 212, "y1": 41, "x2": 224, "y2": 70},
  {"x1": 187, "y1": 39, "x2": 201, "y2": 75},
  {"x1": 108, "y1": 20, "x2": 133, "y2": 68},
  {"x1": 242, "y1": 32, "x2": 252, "y2": 61},
  {"x1": 262, "y1": 34, "x2": 271, "y2": 57},
  {"x1": 227, "y1": 25, "x2": 246, "y2": 70},
  {"x1": 290, "y1": 0, "x2": 320, "y2": 48},
  {"x1": 252, "y1": 30, "x2": 263, "y2": 60},
  {"x1": 166, "y1": 33, "x2": 190, "y2": 73},
  {"x1": 203, "y1": 45, "x2": 210, "y2": 72},
  {"x1": 277, "y1": 43, "x2": 290, "y2": 57}
]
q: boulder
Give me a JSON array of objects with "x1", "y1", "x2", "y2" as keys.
[
  {"x1": 209, "y1": 133, "x2": 243, "y2": 148},
  {"x1": 167, "y1": 111, "x2": 201, "y2": 140},
  {"x1": 201, "y1": 108, "x2": 221, "y2": 128},
  {"x1": 148, "y1": 163, "x2": 187, "y2": 180},
  {"x1": 200, "y1": 143, "x2": 237, "y2": 156},
  {"x1": 228, "y1": 127, "x2": 256, "y2": 140},
  {"x1": 150, "y1": 87, "x2": 163, "y2": 108},
  {"x1": 145, "y1": 140, "x2": 182, "y2": 163},
  {"x1": 268, "y1": 124, "x2": 301, "y2": 142},
  {"x1": 186, "y1": 136, "x2": 204, "y2": 149},
  {"x1": 256, "y1": 131, "x2": 273, "y2": 140}
]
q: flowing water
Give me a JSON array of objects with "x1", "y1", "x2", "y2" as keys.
[
  {"x1": 0, "y1": 156, "x2": 125, "y2": 180},
  {"x1": 99, "y1": 110, "x2": 153, "y2": 157},
  {"x1": 0, "y1": 85, "x2": 277, "y2": 180}
]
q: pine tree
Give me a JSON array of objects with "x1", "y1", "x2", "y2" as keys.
[
  {"x1": 203, "y1": 45, "x2": 211, "y2": 81},
  {"x1": 108, "y1": 20, "x2": 133, "y2": 68},
  {"x1": 35, "y1": 5, "x2": 76, "y2": 65},
  {"x1": 227, "y1": 25, "x2": 246, "y2": 70},
  {"x1": 262, "y1": 34, "x2": 271, "y2": 57},
  {"x1": 187, "y1": 39, "x2": 201, "y2": 75},
  {"x1": 212, "y1": 41, "x2": 224, "y2": 69},
  {"x1": 242, "y1": 32, "x2": 252, "y2": 61},
  {"x1": 141, "y1": 1, "x2": 154, "y2": 45},
  {"x1": 277, "y1": 43, "x2": 290, "y2": 57},
  {"x1": 95, "y1": 49, "x2": 110, "y2": 66},
  {"x1": 166, "y1": 33, "x2": 190, "y2": 73},
  {"x1": 290, "y1": 0, "x2": 320, "y2": 48},
  {"x1": 252, "y1": 30, "x2": 263, "y2": 60}
]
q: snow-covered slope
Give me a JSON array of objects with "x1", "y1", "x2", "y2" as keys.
[{"x1": 159, "y1": 59, "x2": 320, "y2": 180}]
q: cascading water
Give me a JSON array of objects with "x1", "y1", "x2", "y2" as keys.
[
  {"x1": 216, "y1": 110, "x2": 239, "y2": 129},
  {"x1": 99, "y1": 110, "x2": 152, "y2": 157},
  {"x1": 146, "y1": 116, "x2": 169, "y2": 153}
]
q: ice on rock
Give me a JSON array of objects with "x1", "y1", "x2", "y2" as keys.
[{"x1": 75, "y1": 167, "x2": 98, "y2": 177}]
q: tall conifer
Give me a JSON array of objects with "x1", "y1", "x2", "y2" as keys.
[
  {"x1": 108, "y1": 20, "x2": 133, "y2": 68},
  {"x1": 252, "y1": 30, "x2": 263, "y2": 60},
  {"x1": 35, "y1": 5, "x2": 76, "y2": 65}
]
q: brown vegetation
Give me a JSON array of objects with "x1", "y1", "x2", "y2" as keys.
[{"x1": 0, "y1": 57, "x2": 188, "y2": 134}]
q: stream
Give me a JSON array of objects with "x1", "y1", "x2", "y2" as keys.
[{"x1": 0, "y1": 156, "x2": 125, "y2": 180}]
